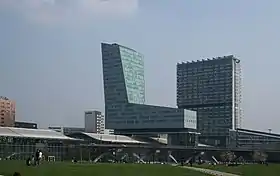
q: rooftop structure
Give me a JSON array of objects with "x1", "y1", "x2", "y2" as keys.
[
  {"x1": 48, "y1": 126, "x2": 85, "y2": 135},
  {"x1": 15, "y1": 121, "x2": 37, "y2": 129}
]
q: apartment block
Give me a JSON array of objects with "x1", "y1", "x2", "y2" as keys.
[
  {"x1": 0, "y1": 96, "x2": 15, "y2": 127},
  {"x1": 84, "y1": 110, "x2": 105, "y2": 134}
]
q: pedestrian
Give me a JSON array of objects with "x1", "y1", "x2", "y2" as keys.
[
  {"x1": 26, "y1": 157, "x2": 31, "y2": 166},
  {"x1": 39, "y1": 150, "x2": 43, "y2": 164},
  {"x1": 190, "y1": 159, "x2": 193, "y2": 167},
  {"x1": 35, "y1": 149, "x2": 40, "y2": 165}
]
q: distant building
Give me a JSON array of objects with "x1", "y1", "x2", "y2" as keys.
[
  {"x1": 15, "y1": 121, "x2": 37, "y2": 129},
  {"x1": 177, "y1": 56, "x2": 242, "y2": 146},
  {"x1": 229, "y1": 128, "x2": 280, "y2": 150},
  {"x1": 104, "y1": 129, "x2": 114, "y2": 134},
  {"x1": 0, "y1": 96, "x2": 15, "y2": 127},
  {"x1": 84, "y1": 110, "x2": 105, "y2": 134},
  {"x1": 48, "y1": 126, "x2": 85, "y2": 135}
]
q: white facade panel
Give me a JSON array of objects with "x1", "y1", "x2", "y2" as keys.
[{"x1": 183, "y1": 109, "x2": 197, "y2": 129}]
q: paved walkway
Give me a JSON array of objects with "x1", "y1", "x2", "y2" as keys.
[{"x1": 182, "y1": 166, "x2": 241, "y2": 176}]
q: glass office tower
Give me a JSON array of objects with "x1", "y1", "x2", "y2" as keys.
[
  {"x1": 101, "y1": 43, "x2": 197, "y2": 132},
  {"x1": 119, "y1": 46, "x2": 145, "y2": 104}
]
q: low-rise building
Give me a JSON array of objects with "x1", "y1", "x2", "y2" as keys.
[
  {"x1": 15, "y1": 121, "x2": 37, "y2": 129},
  {"x1": 48, "y1": 126, "x2": 85, "y2": 135},
  {"x1": 229, "y1": 128, "x2": 280, "y2": 150}
]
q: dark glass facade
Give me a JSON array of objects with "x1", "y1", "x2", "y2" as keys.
[
  {"x1": 177, "y1": 56, "x2": 242, "y2": 146},
  {"x1": 101, "y1": 43, "x2": 197, "y2": 131},
  {"x1": 15, "y1": 121, "x2": 37, "y2": 129}
]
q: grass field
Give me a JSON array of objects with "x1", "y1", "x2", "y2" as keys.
[
  {"x1": 0, "y1": 161, "x2": 208, "y2": 176},
  {"x1": 198, "y1": 164, "x2": 280, "y2": 176}
]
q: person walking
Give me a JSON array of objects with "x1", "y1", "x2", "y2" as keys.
[
  {"x1": 35, "y1": 149, "x2": 40, "y2": 165},
  {"x1": 39, "y1": 150, "x2": 43, "y2": 164}
]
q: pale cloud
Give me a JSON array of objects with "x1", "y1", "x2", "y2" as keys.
[{"x1": 0, "y1": 0, "x2": 139, "y2": 24}]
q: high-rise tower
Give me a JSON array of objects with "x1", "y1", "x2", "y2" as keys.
[
  {"x1": 177, "y1": 55, "x2": 242, "y2": 146},
  {"x1": 101, "y1": 43, "x2": 197, "y2": 133},
  {"x1": 102, "y1": 43, "x2": 145, "y2": 105}
]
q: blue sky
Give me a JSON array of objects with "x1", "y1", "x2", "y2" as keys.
[{"x1": 0, "y1": 0, "x2": 280, "y2": 132}]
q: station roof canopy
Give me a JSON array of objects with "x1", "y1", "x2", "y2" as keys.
[
  {"x1": 0, "y1": 127, "x2": 75, "y2": 140},
  {"x1": 233, "y1": 128, "x2": 280, "y2": 139},
  {"x1": 81, "y1": 132, "x2": 146, "y2": 144}
]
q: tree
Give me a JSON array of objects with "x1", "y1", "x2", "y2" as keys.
[
  {"x1": 236, "y1": 156, "x2": 245, "y2": 164},
  {"x1": 252, "y1": 151, "x2": 268, "y2": 163},
  {"x1": 220, "y1": 151, "x2": 236, "y2": 163}
]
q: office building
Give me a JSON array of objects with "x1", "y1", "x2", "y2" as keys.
[
  {"x1": 177, "y1": 55, "x2": 242, "y2": 146},
  {"x1": 101, "y1": 43, "x2": 197, "y2": 140},
  {"x1": 15, "y1": 121, "x2": 37, "y2": 129},
  {"x1": 84, "y1": 110, "x2": 105, "y2": 134},
  {"x1": 104, "y1": 129, "x2": 114, "y2": 134},
  {"x1": 229, "y1": 128, "x2": 280, "y2": 150},
  {"x1": 0, "y1": 96, "x2": 15, "y2": 127},
  {"x1": 48, "y1": 126, "x2": 85, "y2": 135}
]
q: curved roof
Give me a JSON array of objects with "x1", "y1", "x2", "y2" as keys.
[
  {"x1": 198, "y1": 143, "x2": 213, "y2": 147},
  {"x1": 151, "y1": 137, "x2": 168, "y2": 144},
  {"x1": 0, "y1": 127, "x2": 21, "y2": 137},
  {"x1": 0, "y1": 127, "x2": 75, "y2": 140},
  {"x1": 81, "y1": 132, "x2": 146, "y2": 144}
]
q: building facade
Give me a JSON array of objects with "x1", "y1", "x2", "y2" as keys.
[
  {"x1": 15, "y1": 121, "x2": 37, "y2": 129},
  {"x1": 0, "y1": 96, "x2": 15, "y2": 127},
  {"x1": 177, "y1": 56, "x2": 242, "y2": 146},
  {"x1": 229, "y1": 128, "x2": 280, "y2": 150},
  {"x1": 101, "y1": 43, "x2": 197, "y2": 133},
  {"x1": 48, "y1": 126, "x2": 85, "y2": 135},
  {"x1": 104, "y1": 129, "x2": 114, "y2": 134},
  {"x1": 84, "y1": 110, "x2": 105, "y2": 134}
]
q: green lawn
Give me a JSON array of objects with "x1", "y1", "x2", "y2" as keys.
[
  {"x1": 198, "y1": 164, "x2": 280, "y2": 176},
  {"x1": 0, "y1": 161, "x2": 207, "y2": 176}
]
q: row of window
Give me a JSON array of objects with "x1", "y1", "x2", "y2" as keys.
[
  {"x1": 107, "y1": 114, "x2": 185, "y2": 120},
  {"x1": 177, "y1": 64, "x2": 233, "y2": 69},
  {"x1": 177, "y1": 72, "x2": 232, "y2": 77},
  {"x1": 178, "y1": 83, "x2": 232, "y2": 88},
  {"x1": 177, "y1": 80, "x2": 233, "y2": 85},
  {"x1": 108, "y1": 118, "x2": 185, "y2": 125},
  {"x1": 177, "y1": 81, "x2": 233, "y2": 86},
  {"x1": 178, "y1": 94, "x2": 233, "y2": 98},
  {"x1": 237, "y1": 134, "x2": 280, "y2": 140}
]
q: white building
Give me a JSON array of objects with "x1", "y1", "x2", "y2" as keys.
[
  {"x1": 104, "y1": 129, "x2": 114, "y2": 134},
  {"x1": 84, "y1": 110, "x2": 105, "y2": 134}
]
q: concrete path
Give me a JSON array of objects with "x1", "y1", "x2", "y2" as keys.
[{"x1": 182, "y1": 166, "x2": 241, "y2": 176}]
